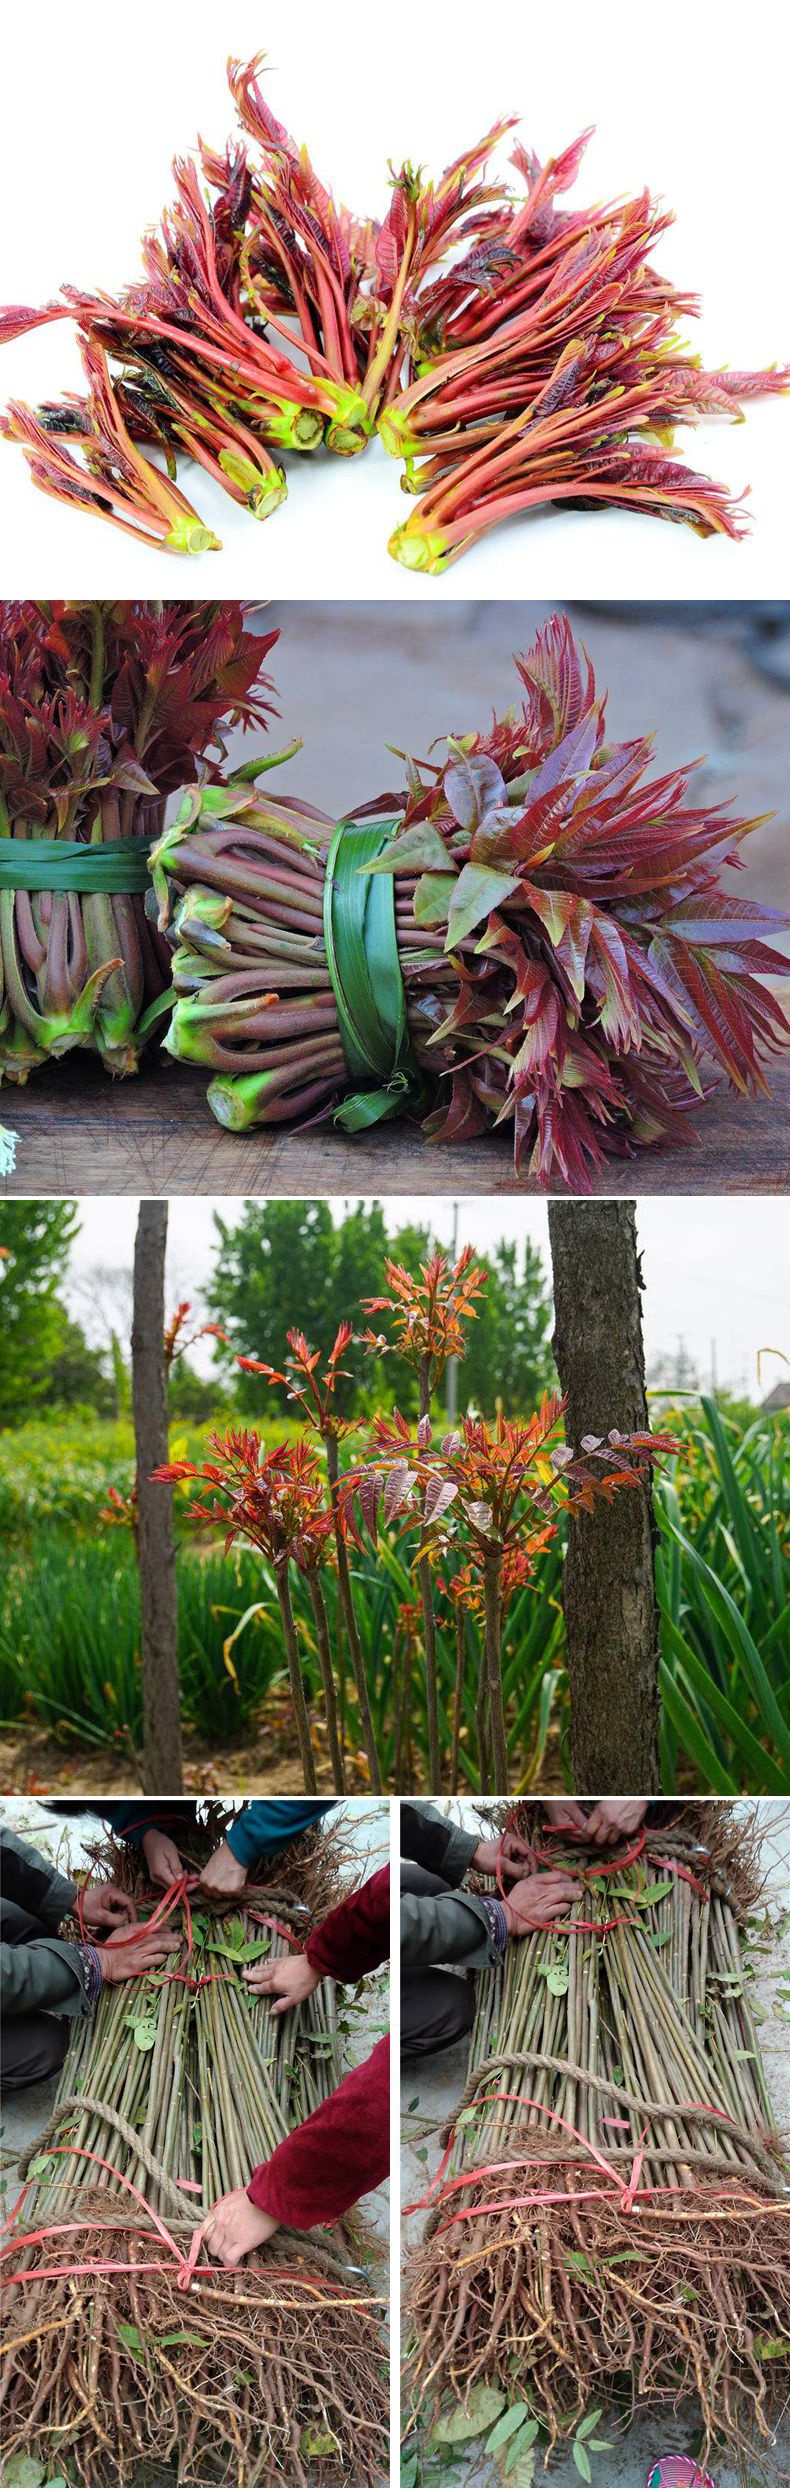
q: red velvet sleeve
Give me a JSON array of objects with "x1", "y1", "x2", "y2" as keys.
[
  {"x1": 246, "y1": 2034, "x2": 390, "y2": 2227},
  {"x1": 305, "y1": 1864, "x2": 390, "y2": 1983}
]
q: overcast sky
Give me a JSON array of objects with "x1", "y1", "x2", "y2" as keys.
[{"x1": 58, "y1": 1194, "x2": 789, "y2": 1399}]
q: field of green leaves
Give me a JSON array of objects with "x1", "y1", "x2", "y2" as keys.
[{"x1": 0, "y1": 1400, "x2": 786, "y2": 1790}]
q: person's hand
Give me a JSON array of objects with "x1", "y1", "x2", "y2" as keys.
[
  {"x1": 141, "y1": 1830, "x2": 185, "y2": 1888},
  {"x1": 95, "y1": 1927, "x2": 180, "y2": 1983},
  {"x1": 199, "y1": 1839, "x2": 247, "y2": 1898},
  {"x1": 204, "y1": 2187, "x2": 279, "y2": 2268},
  {"x1": 502, "y1": 1872, "x2": 580, "y2": 1936},
  {"x1": 244, "y1": 1952, "x2": 321, "y2": 2013},
  {"x1": 585, "y1": 1801, "x2": 647, "y2": 1846},
  {"x1": 472, "y1": 1832, "x2": 537, "y2": 1882},
  {"x1": 80, "y1": 1883, "x2": 138, "y2": 1931},
  {"x1": 542, "y1": 1800, "x2": 590, "y2": 1834}
]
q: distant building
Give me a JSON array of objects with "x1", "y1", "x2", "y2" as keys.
[{"x1": 761, "y1": 1382, "x2": 790, "y2": 1413}]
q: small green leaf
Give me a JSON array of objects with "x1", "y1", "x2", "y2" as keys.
[
  {"x1": 445, "y1": 862, "x2": 520, "y2": 950},
  {"x1": 544, "y1": 1964, "x2": 569, "y2": 1997},
  {"x1": 401, "y1": 2458, "x2": 420, "y2": 2486},
  {"x1": 301, "y1": 2432, "x2": 338, "y2": 2457},
  {"x1": 756, "y1": 2335, "x2": 790, "y2": 2359},
  {"x1": 413, "y1": 872, "x2": 455, "y2": 928},
  {"x1": 485, "y1": 2403, "x2": 535, "y2": 2453},
  {"x1": 407, "y1": 2096, "x2": 419, "y2": 2114},
  {"x1": 26, "y1": 2153, "x2": 55, "y2": 2178},
  {"x1": 564, "y1": 2251, "x2": 592, "y2": 2277},
  {"x1": 575, "y1": 2408, "x2": 603, "y2": 2441},
  {"x1": 116, "y1": 2322, "x2": 142, "y2": 2354},
  {"x1": 132, "y1": 2018, "x2": 158, "y2": 2052},
  {"x1": 503, "y1": 2420, "x2": 540, "y2": 2476},
  {"x1": 573, "y1": 2438, "x2": 592, "y2": 2483},
  {"x1": 3, "y1": 2462, "x2": 46, "y2": 2488}
]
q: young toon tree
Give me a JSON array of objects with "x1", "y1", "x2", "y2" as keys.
[
  {"x1": 154, "y1": 1251, "x2": 676, "y2": 1793},
  {"x1": 360, "y1": 1247, "x2": 487, "y2": 1786}
]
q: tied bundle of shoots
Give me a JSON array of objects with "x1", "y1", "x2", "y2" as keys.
[
  {"x1": 1, "y1": 59, "x2": 786, "y2": 562},
  {"x1": 1, "y1": 1812, "x2": 389, "y2": 2487},
  {"x1": 154, "y1": 613, "x2": 790, "y2": 1188},
  {"x1": 406, "y1": 1802, "x2": 790, "y2": 2477},
  {"x1": 0, "y1": 600, "x2": 277, "y2": 1081}
]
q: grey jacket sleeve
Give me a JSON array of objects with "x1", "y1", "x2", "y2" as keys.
[
  {"x1": 400, "y1": 1803, "x2": 480, "y2": 1888},
  {"x1": 0, "y1": 1825, "x2": 94, "y2": 2018},
  {"x1": 0, "y1": 1825, "x2": 77, "y2": 1928},
  {"x1": 400, "y1": 1887, "x2": 499, "y2": 1970},
  {"x1": 1, "y1": 1937, "x2": 96, "y2": 2019}
]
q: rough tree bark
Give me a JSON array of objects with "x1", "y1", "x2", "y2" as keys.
[
  {"x1": 548, "y1": 1199, "x2": 659, "y2": 1795},
  {"x1": 132, "y1": 1200, "x2": 182, "y2": 1794}
]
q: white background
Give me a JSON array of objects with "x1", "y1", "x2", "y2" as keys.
[{"x1": 0, "y1": 0, "x2": 787, "y2": 600}]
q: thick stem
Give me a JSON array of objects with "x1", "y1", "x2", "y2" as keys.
[
  {"x1": 450, "y1": 1603, "x2": 466, "y2": 1790},
  {"x1": 483, "y1": 1543, "x2": 508, "y2": 1794},
  {"x1": 324, "y1": 1433, "x2": 382, "y2": 1793},
  {"x1": 132, "y1": 1201, "x2": 182, "y2": 1794},
  {"x1": 548, "y1": 1199, "x2": 660, "y2": 1794},
  {"x1": 417, "y1": 1352, "x2": 442, "y2": 1790},
  {"x1": 275, "y1": 1565, "x2": 317, "y2": 1793},
  {"x1": 306, "y1": 1570, "x2": 346, "y2": 1793}
]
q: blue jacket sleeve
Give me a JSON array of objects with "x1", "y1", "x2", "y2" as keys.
[
  {"x1": 226, "y1": 1801, "x2": 335, "y2": 1868},
  {"x1": 102, "y1": 1804, "x2": 199, "y2": 1850}
]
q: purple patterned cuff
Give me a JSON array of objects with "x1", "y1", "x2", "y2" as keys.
[
  {"x1": 77, "y1": 1943, "x2": 104, "y2": 2007},
  {"x1": 481, "y1": 1897, "x2": 509, "y2": 1960}
]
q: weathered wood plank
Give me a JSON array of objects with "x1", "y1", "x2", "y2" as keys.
[{"x1": 3, "y1": 1047, "x2": 789, "y2": 1197}]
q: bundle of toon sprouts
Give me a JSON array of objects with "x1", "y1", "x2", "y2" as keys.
[
  {"x1": 152, "y1": 612, "x2": 790, "y2": 1189},
  {"x1": 0, "y1": 1811, "x2": 389, "y2": 2487},
  {"x1": 406, "y1": 1802, "x2": 790, "y2": 2478},
  {"x1": 1, "y1": 56, "x2": 787, "y2": 568}
]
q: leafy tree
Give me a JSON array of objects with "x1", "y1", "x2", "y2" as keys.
[
  {"x1": 206, "y1": 1202, "x2": 552, "y2": 1420},
  {"x1": 47, "y1": 1313, "x2": 116, "y2": 1414},
  {"x1": 207, "y1": 1200, "x2": 339, "y2": 1410},
  {"x1": 168, "y1": 1359, "x2": 224, "y2": 1422},
  {"x1": 0, "y1": 1202, "x2": 80, "y2": 1425},
  {"x1": 208, "y1": 1200, "x2": 433, "y2": 1414},
  {"x1": 463, "y1": 1238, "x2": 554, "y2": 1414}
]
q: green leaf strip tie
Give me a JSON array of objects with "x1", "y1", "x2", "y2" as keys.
[
  {"x1": 322, "y1": 817, "x2": 427, "y2": 1131},
  {"x1": 0, "y1": 834, "x2": 156, "y2": 893}
]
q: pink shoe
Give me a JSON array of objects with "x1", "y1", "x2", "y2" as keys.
[{"x1": 646, "y1": 2463, "x2": 716, "y2": 2489}]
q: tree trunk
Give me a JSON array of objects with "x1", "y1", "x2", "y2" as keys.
[
  {"x1": 132, "y1": 1201, "x2": 182, "y2": 1794},
  {"x1": 548, "y1": 1200, "x2": 659, "y2": 1794}
]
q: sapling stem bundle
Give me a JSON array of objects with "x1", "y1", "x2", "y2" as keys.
[
  {"x1": 407, "y1": 1803, "x2": 790, "y2": 2474},
  {"x1": 1, "y1": 1817, "x2": 389, "y2": 2486}
]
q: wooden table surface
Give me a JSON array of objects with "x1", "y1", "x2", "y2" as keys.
[{"x1": 3, "y1": 1046, "x2": 789, "y2": 1198}]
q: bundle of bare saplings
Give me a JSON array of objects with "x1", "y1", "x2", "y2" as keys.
[
  {"x1": 406, "y1": 1802, "x2": 790, "y2": 2479},
  {"x1": 0, "y1": 1812, "x2": 388, "y2": 2487}
]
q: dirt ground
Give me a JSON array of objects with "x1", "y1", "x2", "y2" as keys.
[{"x1": 0, "y1": 1726, "x2": 353, "y2": 1797}]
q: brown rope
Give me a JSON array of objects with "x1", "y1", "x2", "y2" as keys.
[{"x1": 437, "y1": 2048, "x2": 784, "y2": 2188}]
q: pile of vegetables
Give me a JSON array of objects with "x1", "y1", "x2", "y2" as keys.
[
  {"x1": 0, "y1": 601, "x2": 278, "y2": 1083},
  {"x1": 154, "y1": 611, "x2": 790, "y2": 1189},
  {"x1": 1, "y1": 55, "x2": 786, "y2": 565},
  {"x1": 1, "y1": 1810, "x2": 389, "y2": 2487},
  {"x1": 406, "y1": 1803, "x2": 790, "y2": 2479}
]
